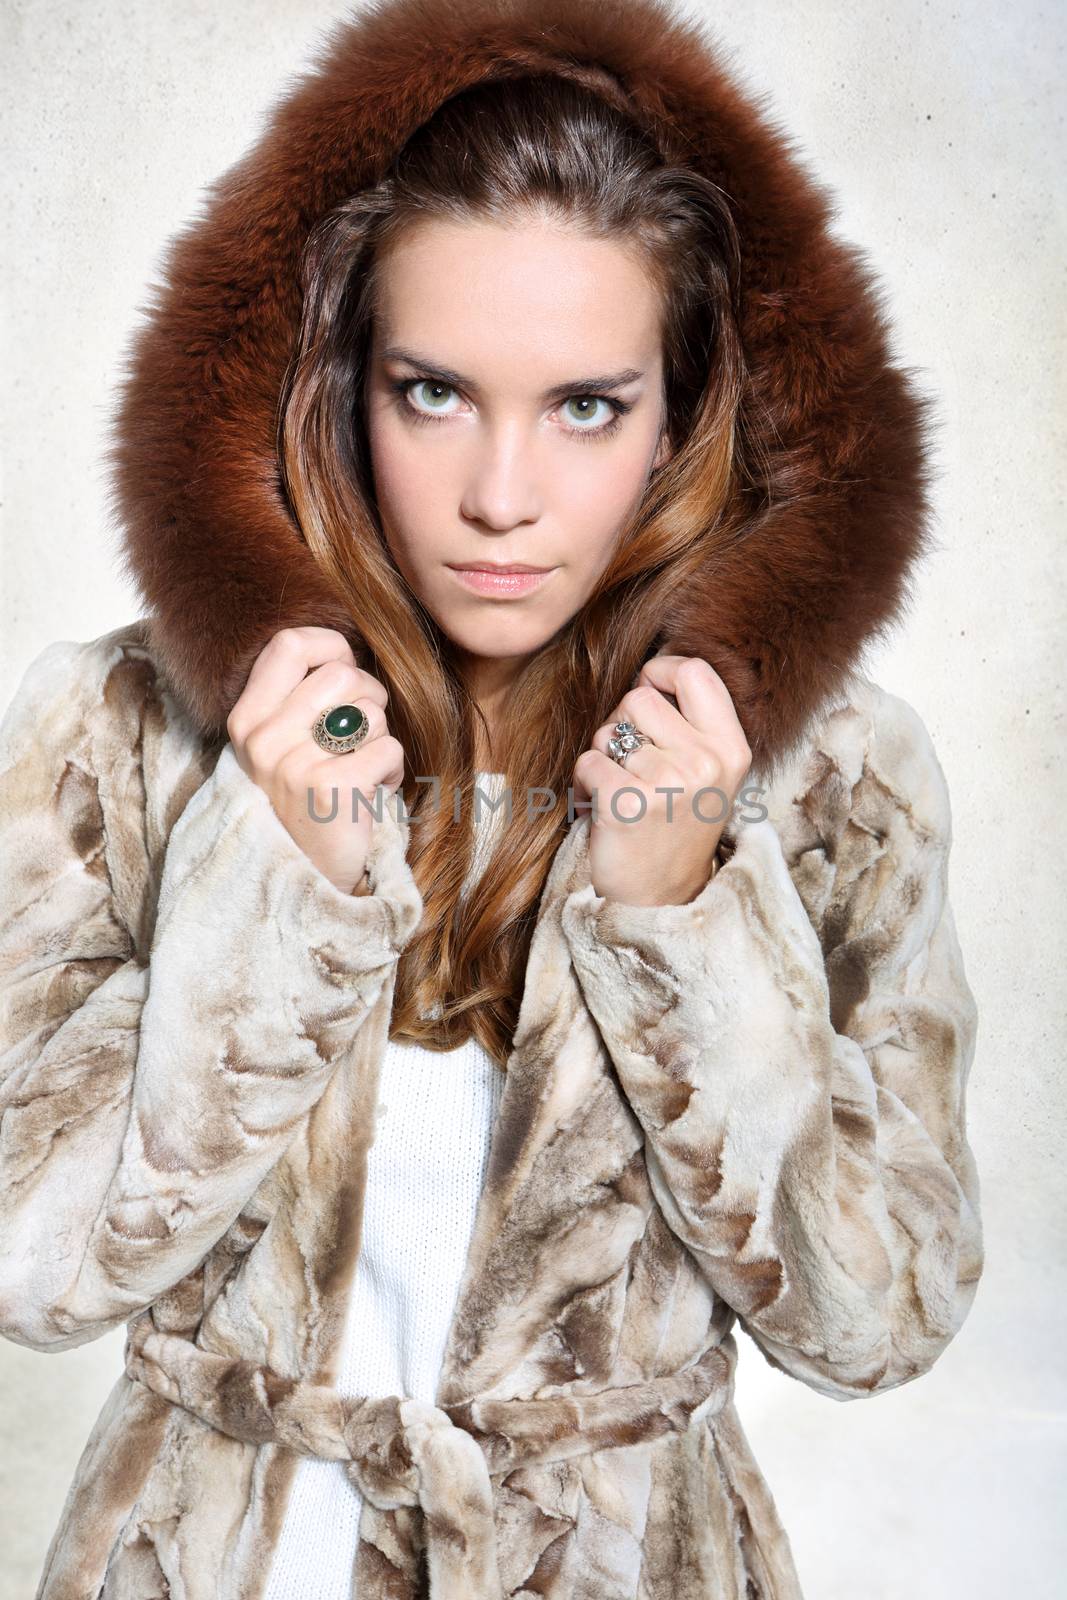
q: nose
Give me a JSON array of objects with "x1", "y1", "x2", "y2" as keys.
[{"x1": 459, "y1": 422, "x2": 544, "y2": 531}]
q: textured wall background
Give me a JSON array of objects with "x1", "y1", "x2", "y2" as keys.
[{"x1": 2, "y1": 1, "x2": 1063, "y2": 1596}]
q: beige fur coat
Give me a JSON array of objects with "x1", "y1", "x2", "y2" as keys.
[
  {"x1": 0, "y1": 620, "x2": 982, "y2": 1597},
  {"x1": 0, "y1": 0, "x2": 983, "y2": 1595}
]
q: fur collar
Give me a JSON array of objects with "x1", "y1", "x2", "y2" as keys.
[{"x1": 106, "y1": 0, "x2": 933, "y2": 777}]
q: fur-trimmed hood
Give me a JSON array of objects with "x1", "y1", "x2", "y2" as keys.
[{"x1": 105, "y1": 0, "x2": 935, "y2": 777}]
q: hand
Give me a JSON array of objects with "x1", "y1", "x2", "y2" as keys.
[
  {"x1": 571, "y1": 655, "x2": 752, "y2": 907},
  {"x1": 226, "y1": 627, "x2": 405, "y2": 896}
]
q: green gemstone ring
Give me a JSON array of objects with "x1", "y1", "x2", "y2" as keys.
[{"x1": 312, "y1": 703, "x2": 370, "y2": 755}]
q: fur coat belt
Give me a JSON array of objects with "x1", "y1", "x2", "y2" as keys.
[{"x1": 122, "y1": 1307, "x2": 737, "y2": 1597}]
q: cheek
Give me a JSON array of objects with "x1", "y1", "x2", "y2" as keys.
[
  {"x1": 553, "y1": 440, "x2": 655, "y2": 564},
  {"x1": 366, "y1": 408, "x2": 435, "y2": 556}
]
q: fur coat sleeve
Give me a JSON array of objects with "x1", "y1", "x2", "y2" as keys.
[
  {"x1": 0, "y1": 636, "x2": 423, "y2": 1351},
  {"x1": 559, "y1": 685, "x2": 984, "y2": 1401}
]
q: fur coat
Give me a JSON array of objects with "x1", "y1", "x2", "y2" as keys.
[{"x1": 0, "y1": 1, "x2": 984, "y2": 1596}]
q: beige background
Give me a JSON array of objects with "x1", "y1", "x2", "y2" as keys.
[{"x1": 2, "y1": 1, "x2": 1064, "y2": 1595}]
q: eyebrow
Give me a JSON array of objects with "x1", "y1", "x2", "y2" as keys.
[{"x1": 379, "y1": 344, "x2": 646, "y2": 401}]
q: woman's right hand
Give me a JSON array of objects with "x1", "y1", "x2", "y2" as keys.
[{"x1": 226, "y1": 626, "x2": 405, "y2": 896}]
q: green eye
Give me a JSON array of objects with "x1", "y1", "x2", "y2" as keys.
[
  {"x1": 564, "y1": 396, "x2": 608, "y2": 426},
  {"x1": 395, "y1": 378, "x2": 627, "y2": 440},
  {"x1": 416, "y1": 381, "x2": 455, "y2": 410}
]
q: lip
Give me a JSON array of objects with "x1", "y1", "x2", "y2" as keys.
[{"x1": 447, "y1": 564, "x2": 556, "y2": 596}]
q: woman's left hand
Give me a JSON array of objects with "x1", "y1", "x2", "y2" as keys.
[{"x1": 572, "y1": 655, "x2": 752, "y2": 907}]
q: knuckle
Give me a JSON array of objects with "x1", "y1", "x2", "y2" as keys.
[
  {"x1": 278, "y1": 747, "x2": 320, "y2": 796},
  {"x1": 316, "y1": 660, "x2": 355, "y2": 697},
  {"x1": 268, "y1": 627, "x2": 303, "y2": 654},
  {"x1": 623, "y1": 684, "x2": 659, "y2": 716},
  {"x1": 243, "y1": 727, "x2": 271, "y2": 770},
  {"x1": 317, "y1": 626, "x2": 353, "y2": 650},
  {"x1": 356, "y1": 670, "x2": 388, "y2": 707}
]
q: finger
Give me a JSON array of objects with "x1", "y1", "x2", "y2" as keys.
[
  {"x1": 303, "y1": 729, "x2": 406, "y2": 805},
  {"x1": 617, "y1": 681, "x2": 694, "y2": 747},
  {"x1": 571, "y1": 764, "x2": 593, "y2": 805},
  {"x1": 591, "y1": 682, "x2": 687, "y2": 782},
  {"x1": 636, "y1": 654, "x2": 738, "y2": 740},
  {"x1": 284, "y1": 656, "x2": 388, "y2": 730},
  {"x1": 232, "y1": 627, "x2": 383, "y2": 738},
  {"x1": 253, "y1": 664, "x2": 390, "y2": 767},
  {"x1": 575, "y1": 747, "x2": 650, "y2": 825},
  {"x1": 590, "y1": 721, "x2": 660, "y2": 785}
]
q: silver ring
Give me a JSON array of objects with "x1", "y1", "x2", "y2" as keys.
[
  {"x1": 312, "y1": 703, "x2": 370, "y2": 755},
  {"x1": 607, "y1": 719, "x2": 653, "y2": 768}
]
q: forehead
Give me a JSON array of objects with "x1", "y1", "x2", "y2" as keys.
[{"x1": 372, "y1": 215, "x2": 664, "y2": 380}]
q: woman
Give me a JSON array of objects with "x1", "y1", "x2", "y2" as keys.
[{"x1": 0, "y1": 0, "x2": 984, "y2": 1596}]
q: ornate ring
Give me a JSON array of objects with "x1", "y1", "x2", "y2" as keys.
[
  {"x1": 607, "y1": 719, "x2": 654, "y2": 768},
  {"x1": 312, "y1": 703, "x2": 370, "y2": 755}
]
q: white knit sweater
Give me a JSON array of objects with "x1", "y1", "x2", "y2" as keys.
[{"x1": 263, "y1": 773, "x2": 508, "y2": 1599}]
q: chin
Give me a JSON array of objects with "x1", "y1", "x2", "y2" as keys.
[{"x1": 442, "y1": 616, "x2": 562, "y2": 661}]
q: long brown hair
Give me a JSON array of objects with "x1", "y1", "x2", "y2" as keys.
[{"x1": 276, "y1": 69, "x2": 749, "y2": 1069}]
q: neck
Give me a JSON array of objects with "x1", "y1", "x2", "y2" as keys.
[
  {"x1": 457, "y1": 647, "x2": 529, "y2": 773},
  {"x1": 472, "y1": 720, "x2": 504, "y2": 772}
]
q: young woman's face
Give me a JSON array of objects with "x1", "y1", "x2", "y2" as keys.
[{"x1": 363, "y1": 216, "x2": 672, "y2": 674}]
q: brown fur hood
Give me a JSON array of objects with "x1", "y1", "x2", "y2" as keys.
[{"x1": 104, "y1": 0, "x2": 936, "y2": 776}]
